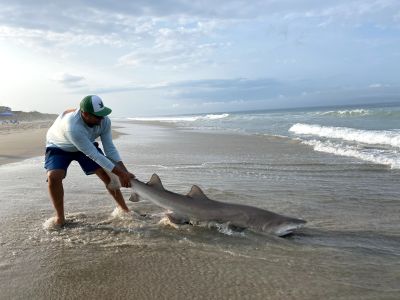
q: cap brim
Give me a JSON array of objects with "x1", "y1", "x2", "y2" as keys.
[{"x1": 93, "y1": 107, "x2": 112, "y2": 117}]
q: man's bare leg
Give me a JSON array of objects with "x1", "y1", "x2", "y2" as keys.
[
  {"x1": 47, "y1": 169, "x2": 66, "y2": 225},
  {"x1": 95, "y1": 168, "x2": 130, "y2": 212}
]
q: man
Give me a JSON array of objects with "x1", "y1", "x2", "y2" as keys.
[{"x1": 45, "y1": 95, "x2": 135, "y2": 226}]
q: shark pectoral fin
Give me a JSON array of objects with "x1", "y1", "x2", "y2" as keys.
[
  {"x1": 187, "y1": 185, "x2": 209, "y2": 201},
  {"x1": 166, "y1": 213, "x2": 190, "y2": 225},
  {"x1": 129, "y1": 192, "x2": 140, "y2": 202},
  {"x1": 146, "y1": 174, "x2": 165, "y2": 190}
]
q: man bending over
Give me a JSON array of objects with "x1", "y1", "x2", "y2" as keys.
[{"x1": 45, "y1": 95, "x2": 134, "y2": 226}]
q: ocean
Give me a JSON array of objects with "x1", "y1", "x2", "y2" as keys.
[
  {"x1": 0, "y1": 103, "x2": 399, "y2": 299},
  {"x1": 128, "y1": 103, "x2": 400, "y2": 170}
]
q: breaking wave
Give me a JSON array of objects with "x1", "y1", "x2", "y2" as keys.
[
  {"x1": 315, "y1": 108, "x2": 400, "y2": 118},
  {"x1": 128, "y1": 113, "x2": 229, "y2": 123},
  {"x1": 317, "y1": 109, "x2": 371, "y2": 117},
  {"x1": 289, "y1": 123, "x2": 400, "y2": 148},
  {"x1": 302, "y1": 140, "x2": 400, "y2": 169}
]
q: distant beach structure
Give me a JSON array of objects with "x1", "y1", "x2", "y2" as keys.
[{"x1": 0, "y1": 106, "x2": 18, "y2": 124}]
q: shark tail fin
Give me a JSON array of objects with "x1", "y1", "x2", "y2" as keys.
[
  {"x1": 187, "y1": 185, "x2": 209, "y2": 201},
  {"x1": 147, "y1": 173, "x2": 165, "y2": 190}
]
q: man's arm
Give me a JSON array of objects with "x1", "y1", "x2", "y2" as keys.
[
  {"x1": 100, "y1": 118, "x2": 135, "y2": 187},
  {"x1": 66, "y1": 130, "x2": 115, "y2": 171},
  {"x1": 100, "y1": 118, "x2": 121, "y2": 163},
  {"x1": 115, "y1": 161, "x2": 129, "y2": 172}
]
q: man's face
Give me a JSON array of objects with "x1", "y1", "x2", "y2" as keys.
[{"x1": 82, "y1": 112, "x2": 103, "y2": 126}]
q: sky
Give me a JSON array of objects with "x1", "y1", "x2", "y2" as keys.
[{"x1": 0, "y1": 0, "x2": 400, "y2": 117}]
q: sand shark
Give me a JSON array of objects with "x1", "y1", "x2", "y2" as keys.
[{"x1": 121, "y1": 173, "x2": 306, "y2": 237}]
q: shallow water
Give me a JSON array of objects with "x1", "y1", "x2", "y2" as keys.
[{"x1": 0, "y1": 122, "x2": 399, "y2": 299}]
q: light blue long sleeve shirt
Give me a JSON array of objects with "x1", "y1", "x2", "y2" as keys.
[{"x1": 46, "y1": 109, "x2": 121, "y2": 171}]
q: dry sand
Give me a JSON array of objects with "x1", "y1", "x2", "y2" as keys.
[{"x1": 0, "y1": 121, "x2": 124, "y2": 166}]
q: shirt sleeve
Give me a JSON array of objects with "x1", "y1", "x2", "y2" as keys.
[
  {"x1": 65, "y1": 129, "x2": 116, "y2": 172},
  {"x1": 100, "y1": 118, "x2": 122, "y2": 163}
]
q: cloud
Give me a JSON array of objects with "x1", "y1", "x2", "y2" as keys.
[
  {"x1": 172, "y1": 78, "x2": 280, "y2": 89},
  {"x1": 118, "y1": 41, "x2": 226, "y2": 69},
  {"x1": 88, "y1": 76, "x2": 400, "y2": 114},
  {"x1": 3, "y1": 1, "x2": 398, "y2": 24},
  {"x1": 369, "y1": 83, "x2": 383, "y2": 88},
  {"x1": 1, "y1": 1, "x2": 399, "y2": 45},
  {"x1": 1, "y1": 0, "x2": 399, "y2": 75},
  {"x1": 88, "y1": 77, "x2": 291, "y2": 102},
  {"x1": 88, "y1": 76, "x2": 398, "y2": 100},
  {"x1": 169, "y1": 78, "x2": 290, "y2": 100},
  {"x1": 368, "y1": 83, "x2": 392, "y2": 88},
  {"x1": 53, "y1": 73, "x2": 86, "y2": 88}
]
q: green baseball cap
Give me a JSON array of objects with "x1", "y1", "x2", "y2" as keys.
[{"x1": 80, "y1": 95, "x2": 112, "y2": 117}]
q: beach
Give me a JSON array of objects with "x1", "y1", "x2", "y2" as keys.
[
  {"x1": 0, "y1": 121, "x2": 53, "y2": 166},
  {"x1": 0, "y1": 118, "x2": 399, "y2": 299},
  {"x1": 0, "y1": 121, "x2": 124, "y2": 166}
]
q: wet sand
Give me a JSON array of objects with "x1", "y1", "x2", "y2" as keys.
[{"x1": 0, "y1": 121, "x2": 399, "y2": 300}]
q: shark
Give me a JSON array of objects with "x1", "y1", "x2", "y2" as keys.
[{"x1": 113, "y1": 173, "x2": 306, "y2": 237}]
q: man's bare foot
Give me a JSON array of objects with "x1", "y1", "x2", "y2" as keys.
[
  {"x1": 55, "y1": 217, "x2": 66, "y2": 226},
  {"x1": 111, "y1": 207, "x2": 132, "y2": 219},
  {"x1": 43, "y1": 217, "x2": 65, "y2": 231}
]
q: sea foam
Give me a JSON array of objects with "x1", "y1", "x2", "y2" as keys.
[
  {"x1": 289, "y1": 123, "x2": 400, "y2": 148},
  {"x1": 302, "y1": 140, "x2": 400, "y2": 169},
  {"x1": 317, "y1": 109, "x2": 371, "y2": 117}
]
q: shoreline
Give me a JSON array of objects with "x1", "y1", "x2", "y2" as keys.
[
  {"x1": 0, "y1": 121, "x2": 125, "y2": 166},
  {"x1": 1, "y1": 118, "x2": 399, "y2": 300}
]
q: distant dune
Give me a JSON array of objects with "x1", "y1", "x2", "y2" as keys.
[
  {"x1": 11, "y1": 110, "x2": 58, "y2": 121},
  {"x1": 0, "y1": 106, "x2": 57, "y2": 122}
]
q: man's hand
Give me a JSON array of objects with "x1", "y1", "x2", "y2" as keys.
[
  {"x1": 112, "y1": 164, "x2": 135, "y2": 188},
  {"x1": 118, "y1": 170, "x2": 135, "y2": 188}
]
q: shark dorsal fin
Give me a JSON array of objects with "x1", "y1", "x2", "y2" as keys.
[
  {"x1": 187, "y1": 185, "x2": 209, "y2": 200},
  {"x1": 146, "y1": 174, "x2": 165, "y2": 190}
]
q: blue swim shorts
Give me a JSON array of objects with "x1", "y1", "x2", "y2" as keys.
[{"x1": 44, "y1": 142, "x2": 104, "y2": 176}]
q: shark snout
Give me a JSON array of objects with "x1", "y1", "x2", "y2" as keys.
[
  {"x1": 258, "y1": 217, "x2": 306, "y2": 235},
  {"x1": 267, "y1": 218, "x2": 306, "y2": 236}
]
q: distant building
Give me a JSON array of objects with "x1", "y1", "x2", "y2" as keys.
[
  {"x1": 0, "y1": 106, "x2": 17, "y2": 124},
  {"x1": 0, "y1": 106, "x2": 12, "y2": 113}
]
